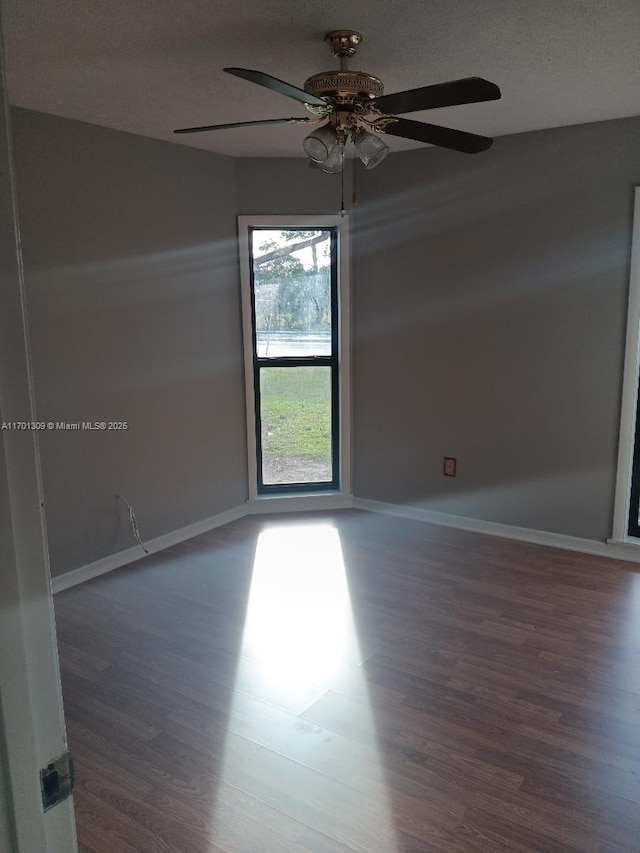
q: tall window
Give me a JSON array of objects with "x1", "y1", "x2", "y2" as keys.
[
  {"x1": 238, "y1": 217, "x2": 350, "y2": 500},
  {"x1": 613, "y1": 188, "x2": 640, "y2": 542}
]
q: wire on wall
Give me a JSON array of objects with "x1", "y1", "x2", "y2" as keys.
[{"x1": 116, "y1": 494, "x2": 149, "y2": 554}]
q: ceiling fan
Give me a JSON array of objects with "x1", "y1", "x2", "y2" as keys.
[{"x1": 174, "y1": 30, "x2": 501, "y2": 172}]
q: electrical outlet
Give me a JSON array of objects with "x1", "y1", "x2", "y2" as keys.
[{"x1": 444, "y1": 457, "x2": 456, "y2": 477}]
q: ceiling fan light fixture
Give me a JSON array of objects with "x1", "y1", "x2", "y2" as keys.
[
  {"x1": 302, "y1": 123, "x2": 338, "y2": 162},
  {"x1": 354, "y1": 130, "x2": 390, "y2": 169}
]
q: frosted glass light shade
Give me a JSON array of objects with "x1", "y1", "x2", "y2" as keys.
[
  {"x1": 303, "y1": 124, "x2": 338, "y2": 162},
  {"x1": 317, "y1": 143, "x2": 344, "y2": 173},
  {"x1": 354, "y1": 130, "x2": 390, "y2": 169}
]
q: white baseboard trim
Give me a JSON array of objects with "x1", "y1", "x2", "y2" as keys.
[
  {"x1": 605, "y1": 537, "x2": 640, "y2": 560},
  {"x1": 353, "y1": 497, "x2": 640, "y2": 565},
  {"x1": 247, "y1": 493, "x2": 354, "y2": 514},
  {"x1": 53, "y1": 494, "x2": 640, "y2": 595},
  {"x1": 52, "y1": 495, "x2": 355, "y2": 594},
  {"x1": 51, "y1": 504, "x2": 248, "y2": 594}
]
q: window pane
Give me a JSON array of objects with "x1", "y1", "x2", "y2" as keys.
[
  {"x1": 260, "y1": 366, "x2": 333, "y2": 485},
  {"x1": 252, "y1": 229, "x2": 332, "y2": 357}
]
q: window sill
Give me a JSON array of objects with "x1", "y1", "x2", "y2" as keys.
[{"x1": 247, "y1": 493, "x2": 354, "y2": 514}]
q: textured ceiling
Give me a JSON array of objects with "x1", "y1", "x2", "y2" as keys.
[{"x1": 3, "y1": 0, "x2": 640, "y2": 158}]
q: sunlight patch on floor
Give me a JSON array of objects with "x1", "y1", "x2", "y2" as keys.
[
  {"x1": 211, "y1": 523, "x2": 399, "y2": 852},
  {"x1": 613, "y1": 571, "x2": 640, "y2": 695},
  {"x1": 241, "y1": 525, "x2": 351, "y2": 684}
]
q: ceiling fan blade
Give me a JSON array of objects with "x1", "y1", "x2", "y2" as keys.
[
  {"x1": 383, "y1": 117, "x2": 493, "y2": 153},
  {"x1": 174, "y1": 117, "x2": 315, "y2": 134},
  {"x1": 224, "y1": 67, "x2": 327, "y2": 107},
  {"x1": 373, "y1": 77, "x2": 500, "y2": 116}
]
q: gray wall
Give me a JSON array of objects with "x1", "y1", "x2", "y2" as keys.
[
  {"x1": 237, "y1": 117, "x2": 640, "y2": 541},
  {"x1": 236, "y1": 157, "x2": 353, "y2": 216},
  {"x1": 11, "y1": 109, "x2": 247, "y2": 576},
  {"x1": 10, "y1": 110, "x2": 640, "y2": 569}
]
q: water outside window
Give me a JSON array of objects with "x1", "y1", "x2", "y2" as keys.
[{"x1": 252, "y1": 229, "x2": 332, "y2": 358}]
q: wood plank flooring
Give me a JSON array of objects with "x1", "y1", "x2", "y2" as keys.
[{"x1": 54, "y1": 510, "x2": 640, "y2": 852}]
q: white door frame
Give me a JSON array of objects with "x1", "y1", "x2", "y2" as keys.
[
  {"x1": 0, "y1": 17, "x2": 77, "y2": 852},
  {"x1": 612, "y1": 188, "x2": 640, "y2": 542},
  {"x1": 238, "y1": 215, "x2": 352, "y2": 506}
]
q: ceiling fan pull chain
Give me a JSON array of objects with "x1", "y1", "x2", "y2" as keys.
[{"x1": 340, "y1": 158, "x2": 345, "y2": 217}]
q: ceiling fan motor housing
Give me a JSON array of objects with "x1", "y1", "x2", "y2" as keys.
[{"x1": 304, "y1": 70, "x2": 384, "y2": 105}]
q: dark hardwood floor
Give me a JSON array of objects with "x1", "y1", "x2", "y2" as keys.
[{"x1": 54, "y1": 510, "x2": 640, "y2": 852}]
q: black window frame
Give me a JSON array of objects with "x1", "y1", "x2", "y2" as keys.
[{"x1": 248, "y1": 226, "x2": 340, "y2": 495}]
